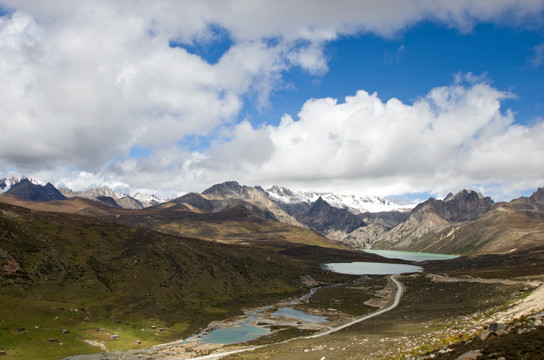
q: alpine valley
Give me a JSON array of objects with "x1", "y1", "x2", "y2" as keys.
[{"x1": 1, "y1": 178, "x2": 544, "y2": 359}]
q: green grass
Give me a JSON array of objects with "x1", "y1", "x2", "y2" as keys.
[
  {"x1": 245, "y1": 326, "x2": 317, "y2": 346},
  {"x1": 303, "y1": 277, "x2": 388, "y2": 316},
  {"x1": 0, "y1": 201, "x2": 367, "y2": 359},
  {"x1": 0, "y1": 294, "x2": 192, "y2": 359}
]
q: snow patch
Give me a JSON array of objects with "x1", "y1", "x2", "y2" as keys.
[
  {"x1": 0, "y1": 176, "x2": 41, "y2": 193},
  {"x1": 266, "y1": 186, "x2": 415, "y2": 213}
]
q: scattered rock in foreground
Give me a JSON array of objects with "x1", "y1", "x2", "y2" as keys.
[{"x1": 416, "y1": 311, "x2": 544, "y2": 359}]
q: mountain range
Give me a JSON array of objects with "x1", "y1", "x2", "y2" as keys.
[
  {"x1": 264, "y1": 185, "x2": 414, "y2": 213},
  {"x1": 1, "y1": 177, "x2": 167, "y2": 209},
  {"x1": 1, "y1": 178, "x2": 543, "y2": 256},
  {"x1": 0, "y1": 177, "x2": 410, "y2": 213}
]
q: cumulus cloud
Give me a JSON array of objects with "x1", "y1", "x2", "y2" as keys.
[
  {"x1": 167, "y1": 79, "x2": 543, "y2": 199},
  {"x1": 0, "y1": 7, "x2": 243, "y2": 171},
  {"x1": 57, "y1": 79, "x2": 544, "y2": 201},
  {"x1": 1, "y1": 0, "x2": 543, "y2": 197}
]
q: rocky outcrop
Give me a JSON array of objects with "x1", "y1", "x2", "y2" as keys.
[
  {"x1": 360, "y1": 211, "x2": 409, "y2": 229},
  {"x1": 6, "y1": 179, "x2": 67, "y2": 202},
  {"x1": 373, "y1": 190, "x2": 494, "y2": 252},
  {"x1": 325, "y1": 223, "x2": 388, "y2": 248},
  {"x1": 296, "y1": 197, "x2": 366, "y2": 233},
  {"x1": 373, "y1": 188, "x2": 544, "y2": 254},
  {"x1": 200, "y1": 181, "x2": 303, "y2": 226},
  {"x1": 116, "y1": 196, "x2": 144, "y2": 210},
  {"x1": 374, "y1": 210, "x2": 451, "y2": 250},
  {"x1": 509, "y1": 187, "x2": 544, "y2": 212},
  {"x1": 96, "y1": 196, "x2": 122, "y2": 209},
  {"x1": 419, "y1": 313, "x2": 544, "y2": 360},
  {"x1": 411, "y1": 189, "x2": 494, "y2": 223}
]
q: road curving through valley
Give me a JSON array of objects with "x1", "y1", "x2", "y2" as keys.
[
  {"x1": 305, "y1": 274, "x2": 404, "y2": 338},
  {"x1": 186, "y1": 274, "x2": 405, "y2": 360}
]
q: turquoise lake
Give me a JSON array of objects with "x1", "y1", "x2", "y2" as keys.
[
  {"x1": 322, "y1": 261, "x2": 423, "y2": 275},
  {"x1": 272, "y1": 307, "x2": 328, "y2": 323},
  {"x1": 201, "y1": 324, "x2": 270, "y2": 344},
  {"x1": 364, "y1": 249, "x2": 458, "y2": 262}
]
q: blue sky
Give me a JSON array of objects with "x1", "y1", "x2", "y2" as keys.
[
  {"x1": 1, "y1": 1, "x2": 544, "y2": 200},
  {"x1": 252, "y1": 22, "x2": 544, "y2": 128}
]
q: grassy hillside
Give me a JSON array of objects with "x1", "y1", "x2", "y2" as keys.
[
  {"x1": 0, "y1": 201, "x2": 360, "y2": 359},
  {"x1": 0, "y1": 194, "x2": 345, "y2": 250},
  {"x1": 395, "y1": 205, "x2": 544, "y2": 255}
]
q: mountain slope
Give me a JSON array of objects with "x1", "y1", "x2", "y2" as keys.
[
  {"x1": 265, "y1": 185, "x2": 413, "y2": 248},
  {"x1": 509, "y1": 187, "x2": 544, "y2": 212},
  {"x1": 375, "y1": 189, "x2": 544, "y2": 254},
  {"x1": 411, "y1": 205, "x2": 544, "y2": 254},
  {"x1": 296, "y1": 196, "x2": 366, "y2": 233},
  {"x1": 374, "y1": 190, "x2": 495, "y2": 251},
  {"x1": 116, "y1": 195, "x2": 144, "y2": 209},
  {"x1": 6, "y1": 178, "x2": 67, "y2": 201},
  {"x1": 59, "y1": 186, "x2": 148, "y2": 209},
  {"x1": 325, "y1": 211, "x2": 410, "y2": 248},
  {"x1": 113, "y1": 200, "x2": 342, "y2": 249},
  {"x1": 0, "y1": 201, "x2": 341, "y2": 332},
  {"x1": 414, "y1": 189, "x2": 494, "y2": 222},
  {"x1": 201, "y1": 181, "x2": 303, "y2": 227},
  {"x1": 0, "y1": 188, "x2": 344, "y2": 250},
  {"x1": 266, "y1": 185, "x2": 412, "y2": 214}
]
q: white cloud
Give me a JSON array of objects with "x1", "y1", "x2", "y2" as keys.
[
  {"x1": 164, "y1": 80, "x2": 543, "y2": 199},
  {"x1": 49, "y1": 79, "x2": 542, "y2": 201},
  {"x1": 0, "y1": 0, "x2": 543, "y2": 198}
]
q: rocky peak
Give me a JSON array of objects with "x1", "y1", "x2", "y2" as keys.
[
  {"x1": 199, "y1": 182, "x2": 302, "y2": 227},
  {"x1": 6, "y1": 179, "x2": 67, "y2": 202},
  {"x1": 0, "y1": 176, "x2": 39, "y2": 192},
  {"x1": 412, "y1": 189, "x2": 494, "y2": 222},
  {"x1": 82, "y1": 186, "x2": 117, "y2": 198},
  {"x1": 510, "y1": 187, "x2": 544, "y2": 212},
  {"x1": 116, "y1": 196, "x2": 144, "y2": 210},
  {"x1": 267, "y1": 185, "x2": 297, "y2": 198},
  {"x1": 530, "y1": 187, "x2": 544, "y2": 203},
  {"x1": 202, "y1": 181, "x2": 244, "y2": 197},
  {"x1": 132, "y1": 193, "x2": 163, "y2": 207},
  {"x1": 173, "y1": 192, "x2": 214, "y2": 212},
  {"x1": 300, "y1": 196, "x2": 366, "y2": 233},
  {"x1": 453, "y1": 189, "x2": 485, "y2": 201},
  {"x1": 313, "y1": 196, "x2": 327, "y2": 208},
  {"x1": 96, "y1": 196, "x2": 122, "y2": 209}
]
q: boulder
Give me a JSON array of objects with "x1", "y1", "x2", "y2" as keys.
[
  {"x1": 478, "y1": 330, "x2": 491, "y2": 341},
  {"x1": 488, "y1": 322, "x2": 506, "y2": 333},
  {"x1": 456, "y1": 350, "x2": 481, "y2": 360}
]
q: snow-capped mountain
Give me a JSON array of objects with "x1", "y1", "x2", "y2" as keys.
[
  {"x1": 266, "y1": 185, "x2": 414, "y2": 214},
  {"x1": 59, "y1": 186, "x2": 118, "y2": 200},
  {"x1": 0, "y1": 176, "x2": 40, "y2": 193},
  {"x1": 133, "y1": 193, "x2": 164, "y2": 208},
  {"x1": 1, "y1": 176, "x2": 169, "y2": 209},
  {"x1": 58, "y1": 186, "x2": 167, "y2": 209}
]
